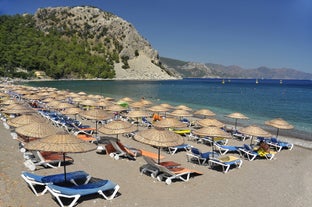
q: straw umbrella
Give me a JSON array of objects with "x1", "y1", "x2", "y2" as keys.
[
  {"x1": 265, "y1": 118, "x2": 294, "y2": 138},
  {"x1": 194, "y1": 109, "x2": 216, "y2": 118},
  {"x1": 15, "y1": 121, "x2": 59, "y2": 142},
  {"x1": 140, "y1": 99, "x2": 153, "y2": 106},
  {"x1": 53, "y1": 102, "x2": 74, "y2": 110},
  {"x1": 148, "y1": 105, "x2": 170, "y2": 118},
  {"x1": 160, "y1": 103, "x2": 174, "y2": 109},
  {"x1": 61, "y1": 107, "x2": 82, "y2": 120},
  {"x1": 79, "y1": 109, "x2": 113, "y2": 137},
  {"x1": 106, "y1": 104, "x2": 127, "y2": 113},
  {"x1": 175, "y1": 105, "x2": 192, "y2": 111},
  {"x1": 129, "y1": 101, "x2": 146, "y2": 109},
  {"x1": 7, "y1": 114, "x2": 45, "y2": 128},
  {"x1": 134, "y1": 128, "x2": 184, "y2": 163},
  {"x1": 126, "y1": 110, "x2": 150, "y2": 128},
  {"x1": 98, "y1": 120, "x2": 137, "y2": 140},
  {"x1": 24, "y1": 132, "x2": 97, "y2": 181},
  {"x1": 153, "y1": 117, "x2": 187, "y2": 129},
  {"x1": 192, "y1": 126, "x2": 231, "y2": 157},
  {"x1": 2, "y1": 104, "x2": 35, "y2": 114},
  {"x1": 120, "y1": 97, "x2": 134, "y2": 103},
  {"x1": 240, "y1": 125, "x2": 271, "y2": 145},
  {"x1": 80, "y1": 99, "x2": 97, "y2": 110},
  {"x1": 197, "y1": 118, "x2": 224, "y2": 128},
  {"x1": 226, "y1": 112, "x2": 249, "y2": 130},
  {"x1": 148, "y1": 105, "x2": 169, "y2": 113}
]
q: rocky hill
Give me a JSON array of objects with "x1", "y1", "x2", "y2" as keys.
[
  {"x1": 160, "y1": 57, "x2": 312, "y2": 79},
  {"x1": 33, "y1": 6, "x2": 176, "y2": 80}
]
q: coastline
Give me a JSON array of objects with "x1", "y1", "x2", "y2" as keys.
[{"x1": 9, "y1": 79, "x2": 312, "y2": 147}]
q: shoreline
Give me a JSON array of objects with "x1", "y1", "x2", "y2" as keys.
[{"x1": 5, "y1": 80, "x2": 312, "y2": 147}]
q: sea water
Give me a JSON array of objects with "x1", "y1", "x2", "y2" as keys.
[{"x1": 24, "y1": 79, "x2": 312, "y2": 142}]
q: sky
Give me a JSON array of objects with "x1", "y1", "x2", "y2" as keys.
[{"x1": 1, "y1": 0, "x2": 312, "y2": 73}]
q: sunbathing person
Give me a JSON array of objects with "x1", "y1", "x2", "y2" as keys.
[{"x1": 256, "y1": 140, "x2": 270, "y2": 156}]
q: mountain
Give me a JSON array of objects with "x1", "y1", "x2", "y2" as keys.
[
  {"x1": 160, "y1": 57, "x2": 312, "y2": 79},
  {"x1": 0, "y1": 6, "x2": 175, "y2": 80}
]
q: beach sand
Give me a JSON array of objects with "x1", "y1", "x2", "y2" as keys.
[{"x1": 1, "y1": 116, "x2": 312, "y2": 207}]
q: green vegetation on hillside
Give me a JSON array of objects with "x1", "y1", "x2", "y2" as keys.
[{"x1": 0, "y1": 14, "x2": 115, "y2": 79}]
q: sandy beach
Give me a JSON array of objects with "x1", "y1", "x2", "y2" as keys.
[{"x1": 1, "y1": 112, "x2": 312, "y2": 207}]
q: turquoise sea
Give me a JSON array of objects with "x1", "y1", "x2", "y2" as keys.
[{"x1": 23, "y1": 78, "x2": 312, "y2": 142}]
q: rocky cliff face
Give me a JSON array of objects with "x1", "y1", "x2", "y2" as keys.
[{"x1": 33, "y1": 6, "x2": 175, "y2": 80}]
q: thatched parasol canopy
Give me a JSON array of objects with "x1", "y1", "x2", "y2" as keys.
[
  {"x1": 197, "y1": 118, "x2": 224, "y2": 128},
  {"x1": 7, "y1": 114, "x2": 45, "y2": 128},
  {"x1": 265, "y1": 118, "x2": 294, "y2": 138},
  {"x1": 98, "y1": 120, "x2": 137, "y2": 135},
  {"x1": 15, "y1": 121, "x2": 58, "y2": 138},
  {"x1": 153, "y1": 117, "x2": 187, "y2": 128},
  {"x1": 240, "y1": 125, "x2": 271, "y2": 137}
]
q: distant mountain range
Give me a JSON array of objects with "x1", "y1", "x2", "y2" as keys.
[{"x1": 160, "y1": 57, "x2": 312, "y2": 79}]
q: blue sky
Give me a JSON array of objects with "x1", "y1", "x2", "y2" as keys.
[{"x1": 1, "y1": 0, "x2": 311, "y2": 73}]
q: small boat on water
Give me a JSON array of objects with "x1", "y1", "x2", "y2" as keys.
[
  {"x1": 256, "y1": 79, "x2": 259, "y2": 84},
  {"x1": 280, "y1": 79, "x2": 283, "y2": 84}
]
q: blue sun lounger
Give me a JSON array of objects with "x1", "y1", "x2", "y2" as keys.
[
  {"x1": 46, "y1": 180, "x2": 120, "y2": 207},
  {"x1": 208, "y1": 155, "x2": 243, "y2": 173},
  {"x1": 214, "y1": 143, "x2": 243, "y2": 155},
  {"x1": 186, "y1": 147, "x2": 219, "y2": 165},
  {"x1": 267, "y1": 137, "x2": 294, "y2": 152},
  {"x1": 168, "y1": 144, "x2": 191, "y2": 155},
  {"x1": 21, "y1": 171, "x2": 91, "y2": 196}
]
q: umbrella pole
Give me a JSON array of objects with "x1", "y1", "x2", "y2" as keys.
[
  {"x1": 235, "y1": 119, "x2": 237, "y2": 130},
  {"x1": 95, "y1": 120, "x2": 98, "y2": 140},
  {"x1": 211, "y1": 137, "x2": 215, "y2": 158},
  {"x1": 63, "y1": 153, "x2": 67, "y2": 182},
  {"x1": 158, "y1": 147, "x2": 161, "y2": 164},
  {"x1": 276, "y1": 128, "x2": 279, "y2": 138}
]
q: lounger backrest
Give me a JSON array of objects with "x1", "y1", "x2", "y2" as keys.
[
  {"x1": 271, "y1": 137, "x2": 278, "y2": 143},
  {"x1": 244, "y1": 144, "x2": 252, "y2": 151},
  {"x1": 143, "y1": 156, "x2": 157, "y2": 166},
  {"x1": 155, "y1": 163, "x2": 174, "y2": 175},
  {"x1": 110, "y1": 141, "x2": 124, "y2": 154},
  {"x1": 191, "y1": 147, "x2": 201, "y2": 156},
  {"x1": 117, "y1": 142, "x2": 136, "y2": 157}
]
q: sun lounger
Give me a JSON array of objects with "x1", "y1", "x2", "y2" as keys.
[
  {"x1": 266, "y1": 137, "x2": 294, "y2": 152},
  {"x1": 214, "y1": 142, "x2": 242, "y2": 155},
  {"x1": 186, "y1": 147, "x2": 219, "y2": 165},
  {"x1": 239, "y1": 144, "x2": 276, "y2": 161},
  {"x1": 105, "y1": 141, "x2": 164, "y2": 160},
  {"x1": 208, "y1": 155, "x2": 243, "y2": 173},
  {"x1": 141, "y1": 156, "x2": 202, "y2": 184},
  {"x1": 232, "y1": 131, "x2": 251, "y2": 141},
  {"x1": 167, "y1": 144, "x2": 191, "y2": 155},
  {"x1": 21, "y1": 171, "x2": 91, "y2": 196},
  {"x1": 140, "y1": 156, "x2": 181, "y2": 178},
  {"x1": 46, "y1": 179, "x2": 120, "y2": 207},
  {"x1": 154, "y1": 164, "x2": 203, "y2": 185},
  {"x1": 73, "y1": 131, "x2": 97, "y2": 143},
  {"x1": 105, "y1": 141, "x2": 136, "y2": 160},
  {"x1": 24, "y1": 151, "x2": 74, "y2": 170}
]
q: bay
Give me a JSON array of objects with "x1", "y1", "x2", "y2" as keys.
[{"x1": 23, "y1": 78, "x2": 312, "y2": 142}]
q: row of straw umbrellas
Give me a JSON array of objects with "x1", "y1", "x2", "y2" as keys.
[{"x1": 1, "y1": 84, "x2": 294, "y2": 174}]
